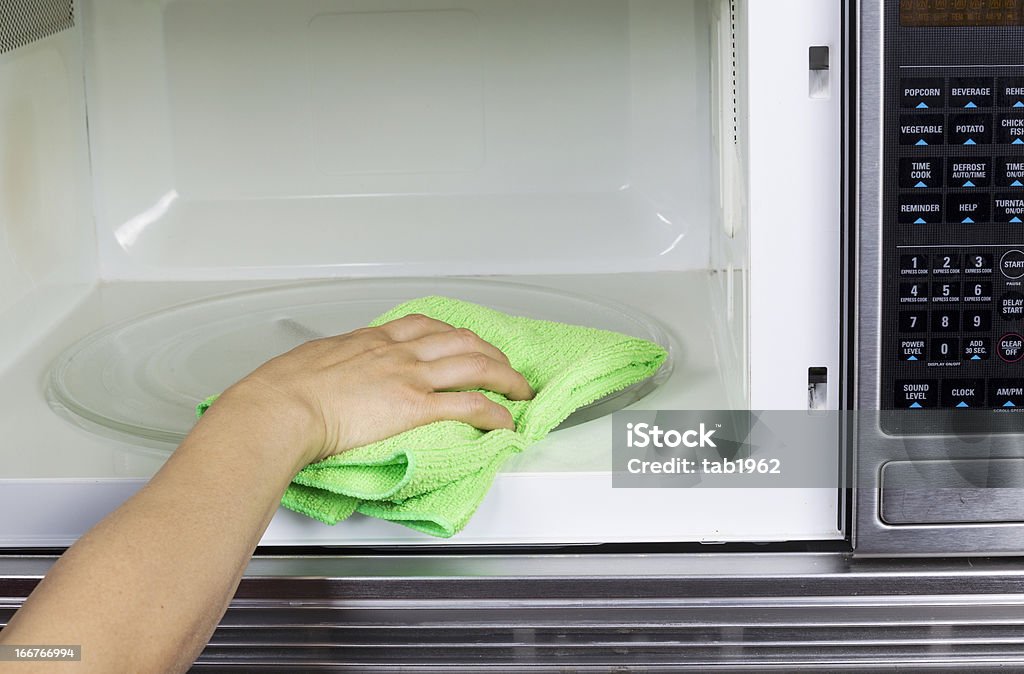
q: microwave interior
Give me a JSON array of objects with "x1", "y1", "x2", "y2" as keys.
[{"x1": 0, "y1": 0, "x2": 845, "y2": 548}]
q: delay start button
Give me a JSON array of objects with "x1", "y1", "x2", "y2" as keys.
[
  {"x1": 1001, "y1": 250, "x2": 1024, "y2": 279},
  {"x1": 998, "y1": 333, "x2": 1024, "y2": 363}
]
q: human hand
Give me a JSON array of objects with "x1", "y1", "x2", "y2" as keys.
[{"x1": 204, "y1": 314, "x2": 534, "y2": 467}]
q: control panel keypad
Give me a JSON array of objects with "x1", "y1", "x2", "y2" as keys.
[{"x1": 889, "y1": 74, "x2": 1024, "y2": 411}]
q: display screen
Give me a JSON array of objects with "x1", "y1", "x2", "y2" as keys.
[{"x1": 901, "y1": 0, "x2": 1024, "y2": 26}]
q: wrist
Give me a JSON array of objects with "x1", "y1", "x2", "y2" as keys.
[{"x1": 203, "y1": 379, "x2": 325, "y2": 471}]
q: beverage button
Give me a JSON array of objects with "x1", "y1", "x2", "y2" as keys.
[
  {"x1": 963, "y1": 337, "x2": 991, "y2": 362},
  {"x1": 902, "y1": 78, "x2": 945, "y2": 109},
  {"x1": 895, "y1": 380, "x2": 938, "y2": 409},
  {"x1": 997, "y1": 113, "x2": 1024, "y2": 145},
  {"x1": 900, "y1": 157, "x2": 944, "y2": 188},
  {"x1": 998, "y1": 79, "x2": 1024, "y2": 108},
  {"x1": 1000, "y1": 250, "x2": 1024, "y2": 279},
  {"x1": 932, "y1": 338, "x2": 960, "y2": 362},
  {"x1": 947, "y1": 158, "x2": 991, "y2": 188},
  {"x1": 998, "y1": 333, "x2": 1024, "y2": 363},
  {"x1": 942, "y1": 379, "x2": 986, "y2": 409},
  {"x1": 964, "y1": 253, "x2": 994, "y2": 275},
  {"x1": 949, "y1": 78, "x2": 995, "y2": 109},
  {"x1": 900, "y1": 114, "x2": 945, "y2": 146},
  {"x1": 994, "y1": 194, "x2": 1024, "y2": 224},
  {"x1": 949, "y1": 114, "x2": 993, "y2": 145},
  {"x1": 900, "y1": 338, "x2": 927, "y2": 362},
  {"x1": 1001, "y1": 292, "x2": 1024, "y2": 320},
  {"x1": 900, "y1": 254, "x2": 930, "y2": 276},
  {"x1": 900, "y1": 195, "x2": 944, "y2": 224},
  {"x1": 997, "y1": 157, "x2": 1024, "y2": 188},
  {"x1": 990, "y1": 379, "x2": 1024, "y2": 409},
  {"x1": 947, "y1": 194, "x2": 990, "y2": 224}
]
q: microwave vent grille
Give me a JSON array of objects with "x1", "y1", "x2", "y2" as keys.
[
  {"x1": 729, "y1": 0, "x2": 738, "y2": 145},
  {"x1": 0, "y1": 0, "x2": 73, "y2": 55}
]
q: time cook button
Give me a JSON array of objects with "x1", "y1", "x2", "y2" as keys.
[{"x1": 1001, "y1": 250, "x2": 1024, "y2": 279}]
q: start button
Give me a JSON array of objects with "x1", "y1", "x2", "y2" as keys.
[{"x1": 1001, "y1": 250, "x2": 1024, "y2": 279}]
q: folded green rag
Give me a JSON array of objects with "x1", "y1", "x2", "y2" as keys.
[{"x1": 197, "y1": 296, "x2": 667, "y2": 537}]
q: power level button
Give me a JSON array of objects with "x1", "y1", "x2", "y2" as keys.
[{"x1": 1001, "y1": 250, "x2": 1024, "y2": 279}]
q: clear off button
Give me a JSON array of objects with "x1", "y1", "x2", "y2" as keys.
[{"x1": 1001, "y1": 250, "x2": 1024, "y2": 279}]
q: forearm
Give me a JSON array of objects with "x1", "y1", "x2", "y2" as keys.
[{"x1": 0, "y1": 390, "x2": 310, "y2": 673}]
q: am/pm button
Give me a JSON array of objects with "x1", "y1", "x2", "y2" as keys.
[
  {"x1": 990, "y1": 379, "x2": 1024, "y2": 409},
  {"x1": 895, "y1": 380, "x2": 938, "y2": 409}
]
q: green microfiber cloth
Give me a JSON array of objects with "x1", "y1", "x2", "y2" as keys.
[{"x1": 197, "y1": 296, "x2": 667, "y2": 538}]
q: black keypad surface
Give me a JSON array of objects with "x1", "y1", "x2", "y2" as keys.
[{"x1": 886, "y1": 71, "x2": 1024, "y2": 416}]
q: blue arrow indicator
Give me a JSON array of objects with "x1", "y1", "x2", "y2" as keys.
[
  {"x1": 965, "y1": 139, "x2": 977, "y2": 145},
  {"x1": 957, "y1": 402, "x2": 970, "y2": 408},
  {"x1": 917, "y1": 102, "x2": 930, "y2": 109},
  {"x1": 908, "y1": 355, "x2": 918, "y2": 361},
  {"x1": 1014, "y1": 138, "x2": 1024, "y2": 145},
  {"x1": 972, "y1": 355, "x2": 982, "y2": 361},
  {"x1": 1012, "y1": 217, "x2": 1023, "y2": 223},
  {"x1": 915, "y1": 217, "x2": 928, "y2": 224},
  {"x1": 916, "y1": 139, "x2": 929, "y2": 146},
  {"x1": 1015, "y1": 101, "x2": 1024, "y2": 108},
  {"x1": 965, "y1": 101, "x2": 978, "y2": 109},
  {"x1": 963, "y1": 217, "x2": 976, "y2": 224},
  {"x1": 915, "y1": 181, "x2": 928, "y2": 188},
  {"x1": 1013, "y1": 180, "x2": 1024, "y2": 187},
  {"x1": 910, "y1": 402, "x2": 923, "y2": 409},
  {"x1": 964, "y1": 180, "x2": 976, "y2": 187},
  {"x1": 1006, "y1": 401, "x2": 1017, "y2": 408}
]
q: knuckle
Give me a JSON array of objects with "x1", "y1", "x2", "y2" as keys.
[
  {"x1": 467, "y1": 352, "x2": 492, "y2": 375},
  {"x1": 463, "y1": 392, "x2": 491, "y2": 414}
]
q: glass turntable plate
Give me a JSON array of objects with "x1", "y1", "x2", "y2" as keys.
[{"x1": 48, "y1": 279, "x2": 672, "y2": 446}]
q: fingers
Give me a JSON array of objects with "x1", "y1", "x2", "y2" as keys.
[
  {"x1": 375, "y1": 314, "x2": 456, "y2": 342},
  {"x1": 406, "y1": 328, "x2": 511, "y2": 365},
  {"x1": 426, "y1": 391, "x2": 516, "y2": 431},
  {"x1": 418, "y1": 353, "x2": 534, "y2": 401}
]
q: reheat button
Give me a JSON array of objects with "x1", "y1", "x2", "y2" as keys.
[
  {"x1": 998, "y1": 334, "x2": 1024, "y2": 363},
  {"x1": 1001, "y1": 250, "x2": 1024, "y2": 279}
]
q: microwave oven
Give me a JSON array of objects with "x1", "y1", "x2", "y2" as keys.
[{"x1": 5, "y1": 0, "x2": 1024, "y2": 668}]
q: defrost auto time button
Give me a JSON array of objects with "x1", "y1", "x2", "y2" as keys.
[
  {"x1": 948, "y1": 159, "x2": 991, "y2": 188},
  {"x1": 1001, "y1": 250, "x2": 1024, "y2": 279}
]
